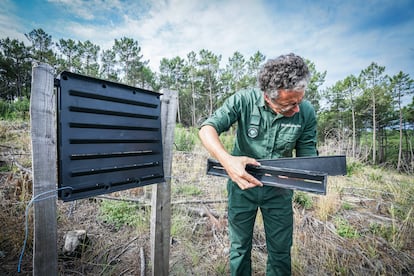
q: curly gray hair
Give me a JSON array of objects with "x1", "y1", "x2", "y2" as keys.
[{"x1": 258, "y1": 53, "x2": 310, "y2": 99}]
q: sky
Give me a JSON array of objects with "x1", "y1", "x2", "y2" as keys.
[{"x1": 1, "y1": 0, "x2": 414, "y2": 90}]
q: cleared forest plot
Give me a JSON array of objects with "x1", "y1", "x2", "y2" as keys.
[{"x1": 0, "y1": 121, "x2": 413, "y2": 275}]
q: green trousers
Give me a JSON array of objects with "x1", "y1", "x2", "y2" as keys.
[{"x1": 227, "y1": 181, "x2": 293, "y2": 276}]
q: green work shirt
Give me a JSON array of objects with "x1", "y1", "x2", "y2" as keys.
[{"x1": 201, "y1": 88, "x2": 317, "y2": 159}]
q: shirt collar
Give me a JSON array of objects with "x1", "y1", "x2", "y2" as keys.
[
  {"x1": 255, "y1": 91, "x2": 266, "y2": 108},
  {"x1": 256, "y1": 90, "x2": 285, "y2": 119}
]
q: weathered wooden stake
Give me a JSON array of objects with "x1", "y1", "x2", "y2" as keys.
[
  {"x1": 150, "y1": 89, "x2": 178, "y2": 276},
  {"x1": 30, "y1": 62, "x2": 58, "y2": 275}
]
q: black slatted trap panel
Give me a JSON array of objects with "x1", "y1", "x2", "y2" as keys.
[{"x1": 57, "y1": 71, "x2": 164, "y2": 201}]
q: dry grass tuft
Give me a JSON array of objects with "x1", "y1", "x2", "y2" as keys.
[{"x1": 315, "y1": 188, "x2": 341, "y2": 221}]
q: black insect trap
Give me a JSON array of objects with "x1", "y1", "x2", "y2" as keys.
[{"x1": 56, "y1": 71, "x2": 164, "y2": 201}]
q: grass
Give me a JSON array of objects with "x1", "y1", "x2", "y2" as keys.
[
  {"x1": 315, "y1": 190, "x2": 340, "y2": 221},
  {"x1": 98, "y1": 199, "x2": 151, "y2": 235},
  {"x1": 334, "y1": 217, "x2": 360, "y2": 238},
  {"x1": 173, "y1": 184, "x2": 203, "y2": 197},
  {"x1": 170, "y1": 207, "x2": 191, "y2": 237},
  {"x1": 293, "y1": 191, "x2": 313, "y2": 209}
]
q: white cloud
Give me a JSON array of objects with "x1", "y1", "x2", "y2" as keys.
[
  {"x1": 1, "y1": 0, "x2": 413, "y2": 89},
  {"x1": 131, "y1": 0, "x2": 275, "y2": 68},
  {"x1": 47, "y1": 0, "x2": 96, "y2": 20},
  {"x1": 63, "y1": 0, "x2": 274, "y2": 69},
  {"x1": 0, "y1": 0, "x2": 28, "y2": 42}
]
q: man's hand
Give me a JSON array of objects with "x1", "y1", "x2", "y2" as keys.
[
  {"x1": 221, "y1": 156, "x2": 263, "y2": 190},
  {"x1": 198, "y1": 125, "x2": 262, "y2": 190}
]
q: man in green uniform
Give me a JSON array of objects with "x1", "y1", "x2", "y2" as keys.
[{"x1": 199, "y1": 53, "x2": 317, "y2": 275}]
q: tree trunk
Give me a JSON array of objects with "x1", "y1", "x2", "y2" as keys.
[
  {"x1": 191, "y1": 79, "x2": 196, "y2": 127},
  {"x1": 397, "y1": 97, "x2": 403, "y2": 171},
  {"x1": 372, "y1": 91, "x2": 376, "y2": 164},
  {"x1": 352, "y1": 106, "x2": 356, "y2": 158}
]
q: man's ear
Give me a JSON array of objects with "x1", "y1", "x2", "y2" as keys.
[{"x1": 264, "y1": 93, "x2": 274, "y2": 106}]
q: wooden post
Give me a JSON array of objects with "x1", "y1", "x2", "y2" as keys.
[
  {"x1": 150, "y1": 89, "x2": 178, "y2": 276},
  {"x1": 30, "y1": 62, "x2": 58, "y2": 275}
]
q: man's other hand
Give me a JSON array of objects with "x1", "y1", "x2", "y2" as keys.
[{"x1": 221, "y1": 156, "x2": 263, "y2": 190}]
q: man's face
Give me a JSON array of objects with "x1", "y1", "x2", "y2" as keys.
[{"x1": 264, "y1": 90, "x2": 305, "y2": 117}]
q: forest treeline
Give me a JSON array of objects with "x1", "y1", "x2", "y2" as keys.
[{"x1": 0, "y1": 28, "x2": 413, "y2": 171}]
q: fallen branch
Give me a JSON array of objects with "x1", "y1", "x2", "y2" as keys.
[
  {"x1": 96, "y1": 195, "x2": 149, "y2": 205},
  {"x1": 13, "y1": 160, "x2": 32, "y2": 174},
  {"x1": 203, "y1": 205, "x2": 223, "y2": 229},
  {"x1": 99, "y1": 236, "x2": 139, "y2": 276},
  {"x1": 185, "y1": 206, "x2": 222, "y2": 219},
  {"x1": 342, "y1": 186, "x2": 394, "y2": 196},
  {"x1": 0, "y1": 144, "x2": 14, "y2": 149},
  {"x1": 110, "y1": 236, "x2": 139, "y2": 263},
  {"x1": 119, "y1": 269, "x2": 133, "y2": 276},
  {"x1": 172, "y1": 199, "x2": 228, "y2": 205},
  {"x1": 96, "y1": 195, "x2": 227, "y2": 206},
  {"x1": 140, "y1": 247, "x2": 145, "y2": 276}
]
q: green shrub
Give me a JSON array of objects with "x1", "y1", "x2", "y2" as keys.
[
  {"x1": 171, "y1": 209, "x2": 190, "y2": 237},
  {"x1": 174, "y1": 184, "x2": 203, "y2": 196},
  {"x1": 346, "y1": 160, "x2": 363, "y2": 176},
  {"x1": 99, "y1": 200, "x2": 146, "y2": 230},
  {"x1": 293, "y1": 191, "x2": 313, "y2": 209},
  {"x1": 174, "y1": 125, "x2": 198, "y2": 151},
  {"x1": 0, "y1": 163, "x2": 11, "y2": 172},
  {"x1": 369, "y1": 222, "x2": 396, "y2": 242},
  {"x1": 0, "y1": 100, "x2": 10, "y2": 118},
  {"x1": 0, "y1": 98, "x2": 30, "y2": 120},
  {"x1": 369, "y1": 172, "x2": 383, "y2": 182},
  {"x1": 214, "y1": 260, "x2": 228, "y2": 275},
  {"x1": 334, "y1": 217, "x2": 360, "y2": 238},
  {"x1": 341, "y1": 202, "x2": 354, "y2": 210}
]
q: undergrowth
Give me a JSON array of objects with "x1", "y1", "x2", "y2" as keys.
[{"x1": 0, "y1": 121, "x2": 413, "y2": 275}]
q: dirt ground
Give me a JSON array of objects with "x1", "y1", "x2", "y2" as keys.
[{"x1": 0, "y1": 152, "x2": 230, "y2": 275}]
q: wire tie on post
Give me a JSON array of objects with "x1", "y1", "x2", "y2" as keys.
[{"x1": 17, "y1": 186, "x2": 73, "y2": 273}]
